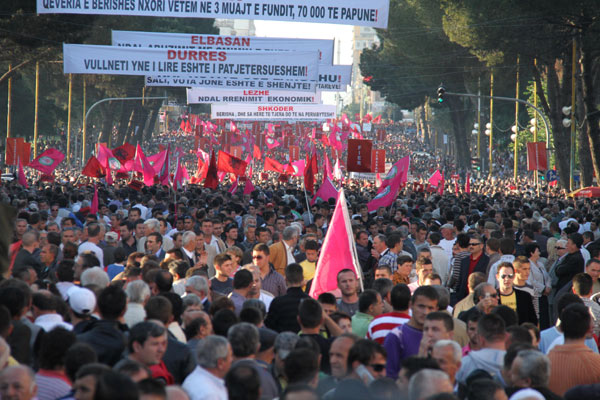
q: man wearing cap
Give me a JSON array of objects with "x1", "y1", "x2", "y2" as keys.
[
  {"x1": 67, "y1": 286, "x2": 97, "y2": 333},
  {"x1": 102, "y1": 231, "x2": 119, "y2": 267}
]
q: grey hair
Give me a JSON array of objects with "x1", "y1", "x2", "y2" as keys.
[
  {"x1": 433, "y1": 340, "x2": 462, "y2": 363},
  {"x1": 144, "y1": 218, "x2": 160, "y2": 233},
  {"x1": 196, "y1": 335, "x2": 230, "y2": 369},
  {"x1": 186, "y1": 276, "x2": 209, "y2": 295},
  {"x1": 513, "y1": 349, "x2": 550, "y2": 387},
  {"x1": 182, "y1": 293, "x2": 202, "y2": 309},
  {"x1": 473, "y1": 282, "x2": 495, "y2": 303},
  {"x1": 81, "y1": 267, "x2": 110, "y2": 288},
  {"x1": 408, "y1": 369, "x2": 451, "y2": 400},
  {"x1": 227, "y1": 322, "x2": 259, "y2": 357},
  {"x1": 125, "y1": 280, "x2": 151, "y2": 304},
  {"x1": 282, "y1": 226, "x2": 299, "y2": 241},
  {"x1": 182, "y1": 231, "x2": 197, "y2": 247},
  {"x1": 244, "y1": 224, "x2": 257, "y2": 235},
  {"x1": 0, "y1": 365, "x2": 36, "y2": 392}
]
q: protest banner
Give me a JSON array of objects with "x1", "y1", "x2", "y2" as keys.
[
  {"x1": 211, "y1": 104, "x2": 336, "y2": 121},
  {"x1": 346, "y1": 139, "x2": 373, "y2": 173},
  {"x1": 63, "y1": 44, "x2": 319, "y2": 82},
  {"x1": 112, "y1": 30, "x2": 334, "y2": 64},
  {"x1": 38, "y1": 0, "x2": 390, "y2": 29},
  {"x1": 147, "y1": 76, "x2": 317, "y2": 91},
  {"x1": 316, "y1": 65, "x2": 352, "y2": 91},
  {"x1": 371, "y1": 149, "x2": 386, "y2": 173},
  {"x1": 186, "y1": 88, "x2": 321, "y2": 104}
]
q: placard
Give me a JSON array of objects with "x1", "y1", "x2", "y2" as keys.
[
  {"x1": 211, "y1": 104, "x2": 336, "y2": 121},
  {"x1": 289, "y1": 145, "x2": 300, "y2": 162},
  {"x1": 187, "y1": 88, "x2": 320, "y2": 104},
  {"x1": 347, "y1": 139, "x2": 373, "y2": 173},
  {"x1": 113, "y1": 30, "x2": 334, "y2": 64},
  {"x1": 63, "y1": 44, "x2": 319, "y2": 81},
  {"x1": 371, "y1": 149, "x2": 386, "y2": 173},
  {"x1": 38, "y1": 0, "x2": 390, "y2": 29}
]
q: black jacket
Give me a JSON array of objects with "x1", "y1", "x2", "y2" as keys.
[
  {"x1": 555, "y1": 251, "x2": 585, "y2": 291},
  {"x1": 498, "y1": 288, "x2": 538, "y2": 325},
  {"x1": 76, "y1": 319, "x2": 128, "y2": 367},
  {"x1": 456, "y1": 253, "x2": 490, "y2": 302},
  {"x1": 264, "y1": 286, "x2": 309, "y2": 333},
  {"x1": 162, "y1": 332, "x2": 196, "y2": 384}
]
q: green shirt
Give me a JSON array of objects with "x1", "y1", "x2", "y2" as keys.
[{"x1": 351, "y1": 311, "x2": 374, "y2": 338}]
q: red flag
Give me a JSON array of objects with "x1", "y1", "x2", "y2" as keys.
[
  {"x1": 438, "y1": 172, "x2": 445, "y2": 195},
  {"x1": 28, "y1": 148, "x2": 65, "y2": 175},
  {"x1": 304, "y1": 152, "x2": 318, "y2": 193},
  {"x1": 112, "y1": 143, "x2": 136, "y2": 163},
  {"x1": 373, "y1": 115, "x2": 382, "y2": 124},
  {"x1": 217, "y1": 150, "x2": 247, "y2": 176},
  {"x1": 346, "y1": 139, "x2": 373, "y2": 173},
  {"x1": 6, "y1": 138, "x2": 30, "y2": 166},
  {"x1": 310, "y1": 189, "x2": 363, "y2": 298},
  {"x1": 173, "y1": 157, "x2": 187, "y2": 190},
  {"x1": 204, "y1": 151, "x2": 219, "y2": 189},
  {"x1": 266, "y1": 136, "x2": 281, "y2": 150},
  {"x1": 243, "y1": 178, "x2": 255, "y2": 195},
  {"x1": 367, "y1": 156, "x2": 410, "y2": 212},
  {"x1": 253, "y1": 144, "x2": 262, "y2": 160},
  {"x1": 229, "y1": 179, "x2": 239, "y2": 194},
  {"x1": 264, "y1": 157, "x2": 285, "y2": 174},
  {"x1": 18, "y1": 157, "x2": 28, "y2": 188},
  {"x1": 466, "y1": 173, "x2": 471, "y2": 194},
  {"x1": 134, "y1": 144, "x2": 156, "y2": 187},
  {"x1": 429, "y1": 170, "x2": 443, "y2": 187},
  {"x1": 90, "y1": 185, "x2": 99, "y2": 214},
  {"x1": 82, "y1": 156, "x2": 105, "y2": 178}
]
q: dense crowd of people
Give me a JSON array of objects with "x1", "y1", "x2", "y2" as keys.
[{"x1": 1, "y1": 121, "x2": 599, "y2": 400}]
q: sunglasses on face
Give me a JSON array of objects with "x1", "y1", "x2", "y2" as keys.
[
  {"x1": 469, "y1": 242, "x2": 482, "y2": 246},
  {"x1": 500, "y1": 274, "x2": 514, "y2": 279},
  {"x1": 252, "y1": 255, "x2": 264, "y2": 260},
  {"x1": 370, "y1": 364, "x2": 386, "y2": 372},
  {"x1": 556, "y1": 247, "x2": 565, "y2": 250}
]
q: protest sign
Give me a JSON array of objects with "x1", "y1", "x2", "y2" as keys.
[
  {"x1": 211, "y1": 104, "x2": 336, "y2": 121},
  {"x1": 38, "y1": 0, "x2": 390, "y2": 29},
  {"x1": 187, "y1": 88, "x2": 321, "y2": 104}
]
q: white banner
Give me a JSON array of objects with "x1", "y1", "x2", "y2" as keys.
[
  {"x1": 63, "y1": 44, "x2": 319, "y2": 81},
  {"x1": 38, "y1": 0, "x2": 390, "y2": 28},
  {"x1": 187, "y1": 88, "x2": 320, "y2": 104},
  {"x1": 146, "y1": 76, "x2": 317, "y2": 92},
  {"x1": 211, "y1": 104, "x2": 336, "y2": 121},
  {"x1": 317, "y1": 65, "x2": 352, "y2": 91},
  {"x1": 113, "y1": 30, "x2": 334, "y2": 64}
]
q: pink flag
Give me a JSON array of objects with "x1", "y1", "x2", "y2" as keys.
[
  {"x1": 218, "y1": 171, "x2": 226, "y2": 182},
  {"x1": 428, "y1": 170, "x2": 443, "y2": 187},
  {"x1": 367, "y1": 156, "x2": 410, "y2": 212},
  {"x1": 376, "y1": 173, "x2": 382, "y2": 187},
  {"x1": 90, "y1": 185, "x2": 99, "y2": 214},
  {"x1": 28, "y1": 148, "x2": 65, "y2": 175},
  {"x1": 311, "y1": 178, "x2": 339, "y2": 205},
  {"x1": 173, "y1": 157, "x2": 187, "y2": 190},
  {"x1": 290, "y1": 160, "x2": 305, "y2": 177},
  {"x1": 438, "y1": 172, "x2": 445, "y2": 195},
  {"x1": 243, "y1": 179, "x2": 255, "y2": 195},
  {"x1": 333, "y1": 158, "x2": 343, "y2": 181},
  {"x1": 17, "y1": 157, "x2": 28, "y2": 188},
  {"x1": 230, "y1": 120, "x2": 238, "y2": 133},
  {"x1": 134, "y1": 144, "x2": 156, "y2": 186},
  {"x1": 266, "y1": 136, "x2": 281, "y2": 150},
  {"x1": 229, "y1": 179, "x2": 239, "y2": 194},
  {"x1": 310, "y1": 189, "x2": 363, "y2": 298},
  {"x1": 148, "y1": 148, "x2": 170, "y2": 186}
]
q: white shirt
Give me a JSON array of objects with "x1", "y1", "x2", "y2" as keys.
[
  {"x1": 581, "y1": 247, "x2": 591, "y2": 264},
  {"x1": 182, "y1": 366, "x2": 228, "y2": 400},
  {"x1": 284, "y1": 241, "x2": 296, "y2": 265},
  {"x1": 34, "y1": 314, "x2": 73, "y2": 332},
  {"x1": 78, "y1": 241, "x2": 104, "y2": 269},
  {"x1": 259, "y1": 290, "x2": 274, "y2": 311},
  {"x1": 439, "y1": 238, "x2": 456, "y2": 259}
]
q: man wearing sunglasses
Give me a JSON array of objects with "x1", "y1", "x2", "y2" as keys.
[
  {"x1": 453, "y1": 234, "x2": 490, "y2": 304},
  {"x1": 496, "y1": 262, "x2": 537, "y2": 325}
]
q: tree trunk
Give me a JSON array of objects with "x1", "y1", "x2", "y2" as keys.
[
  {"x1": 124, "y1": 107, "x2": 138, "y2": 145},
  {"x1": 579, "y1": 34, "x2": 600, "y2": 185},
  {"x1": 115, "y1": 102, "x2": 133, "y2": 146},
  {"x1": 448, "y1": 96, "x2": 470, "y2": 170},
  {"x1": 142, "y1": 103, "x2": 161, "y2": 142},
  {"x1": 576, "y1": 65, "x2": 594, "y2": 187},
  {"x1": 98, "y1": 102, "x2": 114, "y2": 145}
]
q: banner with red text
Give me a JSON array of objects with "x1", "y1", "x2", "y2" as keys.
[
  {"x1": 39, "y1": 1, "x2": 390, "y2": 29},
  {"x1": 145, "y1": 76, "x2": 316, "y2": 91},
  {"x1": 112, "y1": 30, "x2": 334, "y2": 64},
  {"x1": 211, "y1": 104, "x2": 336, "y2": 121},
  {"x1": 371, "y1": 149, "x2": 386, "y2": 173},
  {"x1": 316, "y1": 65, "x2": 352, "y2": 91},
  {"x1": 347, "y1": 139, "x2": 373, "y2": 173},
  {"x1": 63, "y1": 44, "x2": 319, "y2": 82}
]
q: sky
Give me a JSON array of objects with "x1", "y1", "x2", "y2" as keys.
[{"x1": 254, "y1": 20, "x2": 354, "y2": 105}]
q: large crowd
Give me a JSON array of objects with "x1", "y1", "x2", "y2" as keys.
[{"x1": 1, "y1": 122, "x2": 599, "y2": 400}]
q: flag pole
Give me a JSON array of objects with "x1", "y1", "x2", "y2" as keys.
[{"x1": 304, "y1": 186, "x2": 313, "y2": 224}]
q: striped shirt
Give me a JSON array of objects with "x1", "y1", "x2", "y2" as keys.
[
  {"x1": 366, "y1": 311, "x2": 411, "y2": 344},
  {"x1": 35, "y1": 370, "x2": 71, "y2": 400}
]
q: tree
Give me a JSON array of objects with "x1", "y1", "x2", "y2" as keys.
[{"x1": 360, "y1": 0, "x2": 486, "y2": 169}]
